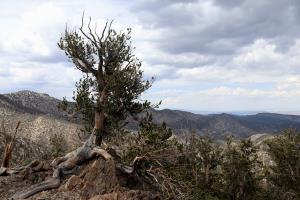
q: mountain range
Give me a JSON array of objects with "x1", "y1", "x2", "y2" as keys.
[{"x1": 1, "y1": 90, "x2": 300, "y2": 139}]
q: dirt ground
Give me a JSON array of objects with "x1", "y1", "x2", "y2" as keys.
[{"x1": 0, "y1": 158, "x2": 160, "y2": 200}]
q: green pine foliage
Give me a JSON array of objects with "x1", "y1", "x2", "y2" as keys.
[
  {"x1": 221, "y1": 137, "x2": 263, "y2": 200},
  {"x1": 182, "y1": 132, "x2": 223, "y2": 199},
  {"x1": 58, "y1": 17, "x2": 153, "y2": 139},
  {"x1": 265, "y1": 129, "x2": 300, "y2": 200},
  {"x1": 122, "y1": 113, "x2": 174, "y2": 164},
  {"x1": 122, "y1": 119, "x2": 223, "y2": 200},
  {"x1": 122, "y1": 121, "x2": 294, "y2": 200}
]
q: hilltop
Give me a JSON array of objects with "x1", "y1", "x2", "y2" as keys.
[{"x1": 2, "y1": 90, "x2": 300, "y2": 140}]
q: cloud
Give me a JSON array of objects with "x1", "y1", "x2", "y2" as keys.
[
  {"x1": 213, "y1": 0, "x2": 245, "y2": 8},
  {"x1": 144, "y1": 38, "x2": 300, "y2": 112},
  {"x1": 0, "y1": 0, "x2": 300, "y2": 113},
  {"x1": 154, "y1": 38, "x2": 299, "y2": 86},
  {"x1": 146, "y1": 85, "x2": 300, "y2": 113},
  {"x1": 133, "y1": 0, "x2": 300, "y2": 55},
  {"x1": 0, "y1": 0, "x2": 129, "y2": 99}
]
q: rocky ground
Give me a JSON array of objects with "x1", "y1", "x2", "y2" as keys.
[{"x1": 0, "y1": 157, "x2": 161, "y2": 200}]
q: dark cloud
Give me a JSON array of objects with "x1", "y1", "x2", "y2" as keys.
[
  {"x1": 132, "y1": 1, "x2": 196, "y2": 29},
  {"x1": 132, "y1": 0, "x2": 198, "y2": 12},
  {"x1": 132, "y1": 0, "x2": 300, "y2": 56},
  {"x1": 213, "y1": 0, "x2": 245, "y2": 8}
]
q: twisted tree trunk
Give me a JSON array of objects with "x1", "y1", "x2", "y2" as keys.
[
  {"x1": 1, "y1": 144, "x2": 12, "y2": 168},
  {"x1": 94, "y1": 111, "x2": 106, "y2": 146},
  {"x1": 3, "y1": 129, "x2": 144, "y2": 200},
  {"x1": 8, "y1": 130, "x2": 109, "y2": 199}
]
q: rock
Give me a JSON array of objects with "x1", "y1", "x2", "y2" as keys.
[
  {"x1": 58, "y1": 158, "x2": 119, "y2": 199},
  {"x1": 89, "y1": 190, "x2": 161, "y2": 200},
  {"x1": 78, "y1": 158, "x2": 119, "y2": 198},
  {"x1": 64, "y1": 175, "x2": 82, "y2": 190}
]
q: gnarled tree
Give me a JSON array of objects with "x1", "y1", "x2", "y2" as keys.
[
  {"x1": 58, "y1": 16, "x2": 153, "y2": 145},
  {"x1": 3, "y1": 17, "x2": 156, "y2": 199}
]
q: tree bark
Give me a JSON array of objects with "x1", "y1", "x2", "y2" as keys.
[
  {"x1": 1, "y1": 121, "x2": 20, "y2": 169},
  {"x1": 204, "y1": 164, "x2": 210, "y2": 186},
  {"x1": 94, "y1": 111, "x2": 105, "y2": 146},
  {"x1": 1, "y1": 144, "x2": 12, "y2": 168}
]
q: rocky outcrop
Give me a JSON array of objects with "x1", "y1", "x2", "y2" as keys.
[
  {"x1": 4, "y1": 90, "x2": 64, "y2": 118},
  {"x1": 60, "y1": 158, "x2": 119, "y2": 198}
]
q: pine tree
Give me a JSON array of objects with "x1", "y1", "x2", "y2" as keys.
[
  {"x1": 266, "y1": 128, "x2": 300, "y2": 199},
  {"x1": 222, "y1": 138, "x2": 262, "y2": 200},
  {"x1": 58, "y1": 16, "x2": 153, "y2": 145}
]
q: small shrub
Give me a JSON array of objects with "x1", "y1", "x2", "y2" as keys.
[{"x1": 49, "y1": 133, "x2": 67, "y2": 157}]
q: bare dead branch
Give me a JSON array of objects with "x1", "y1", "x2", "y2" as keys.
[
  {"x1": 9, "y1": 121, "x2": 21, "y2": 148},
  {"x1": 87, "y1": 16, "x2": 99, "y2": 46},
  {"x1": 1, "y1": 121, "x2": 21, "y2": 168},
  {"x1": 103, "y1": 20, "x2": 114, "y2": 44},
  {"x1": 100, "y1": 21, "x2": 109, "y2": 42},
  {"x1": 79, "y1": 14, "x2": 98, "y2": 47}
]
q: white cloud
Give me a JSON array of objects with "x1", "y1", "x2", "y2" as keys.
[
  {"x1": 233, "y1": 39, "x2": 283, "y2": 67},
  {"x1": 0, "y1": 0, "x2": 133, "y2": 99},
  {"x1": 147, "y1": 85, "x2": 300, "y2": 113},
  {"x1": 0, "y1": 0, "x2": 300, "y2": 113},
  {"x1": 143, "y1": 38, "x2": 300, "y2": 112}
]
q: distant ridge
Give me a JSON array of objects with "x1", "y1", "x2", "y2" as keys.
[
  {"x1": 1, "y1": 90, "x2": 300, "y2": 139},
  {"x1": 3, "y1": 90, "x2": 64, "y2": 117}
]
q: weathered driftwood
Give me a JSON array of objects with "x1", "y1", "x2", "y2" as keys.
[
  {"x1": 0, "y1": 160, "x2": 40, "y2": 176},
  {"x1": 1, "y1": 121, "x2": 21, "y2": 169},
  {"x1": 5, "y1": 130, "x2": 140, "y2": 200}
]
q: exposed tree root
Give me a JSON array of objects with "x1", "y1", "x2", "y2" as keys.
[
  {"x1": 3, "y1": 131, "x2": 143, "y2": 200},
  {"x1": 10, "y1": 178, "x2": 61, "y2": 200},
  {"x1": 0, "y1": 160, "x2": 40, "y2": 176}
]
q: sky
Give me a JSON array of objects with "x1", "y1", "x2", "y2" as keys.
[{"x1": 1, "y1": 0, "x2": 300, "y2": 114}]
